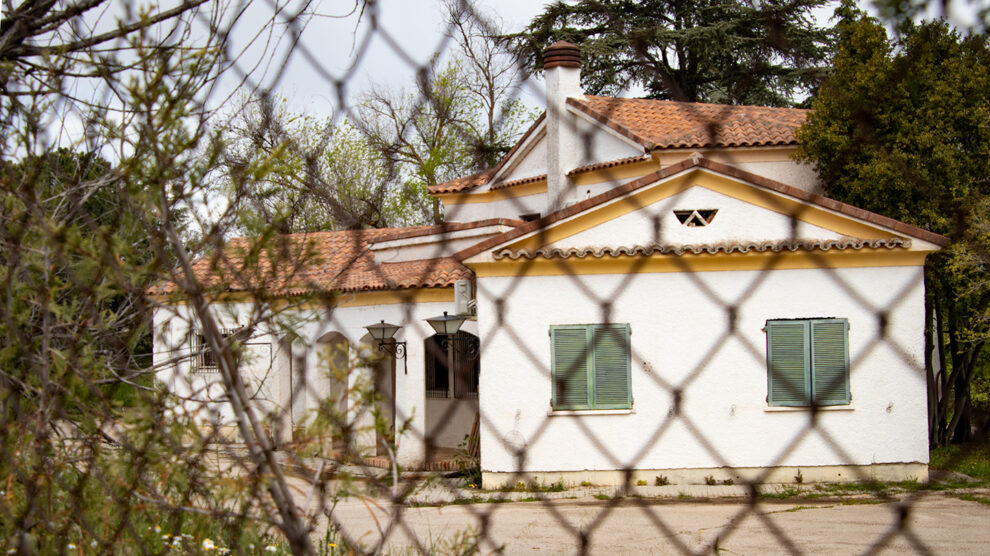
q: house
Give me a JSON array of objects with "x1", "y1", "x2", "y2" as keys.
[{"x1": 152, "y1": 41, "x2": 946, "y2": 487}]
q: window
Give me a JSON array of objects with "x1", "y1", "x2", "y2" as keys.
[
  {"x1": 193, "y1": 328, "x2": 239, "y2": 373},
  {"x1": 766, "y1": 319, "x2": 850, "y2": 407},
  {"x1": 551, "y1": 324, "x2": 631, "y2": 410},
  {"x1": 425, "y1": 332, "x2": 479, "y2": 399}
]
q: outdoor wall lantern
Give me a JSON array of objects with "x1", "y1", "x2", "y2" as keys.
[
  {"x1": 425, "y1": 311, "x2": 466, "y2": 337},
  {"x1": 364, "y1": 320, "x2": 407, "y2": 374},
  {"x1": 425, "y1": 311, "x2": 478, "y2": 355}
]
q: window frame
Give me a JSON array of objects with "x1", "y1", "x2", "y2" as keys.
[
  {"x1": 766, "y1": 318, "x2": 851, "y2": 407},
  {"x1": 550, "y1": 323, "x2": 632, "y2": 411},
  {"x1": 192, "y1": 328, "x2": 240, "y2": 374},
  {"x1": 425, "y1": 332, "x2": 480, "y2": 399}
]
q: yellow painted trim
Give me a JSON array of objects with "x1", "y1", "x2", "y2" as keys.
[
  {"x1": 655, "y1": 146, "x2": 800, "y2": 166},
  {"x1": 437, "y1": 180, "x2": 547, "y2": 205},
  {"x1": 153, "y1": 288, "x2": 454, "y2": 308},
  {"x1": 506, "y1": 170, "x2": 895, "y2": 252},
  {"x1": 331, "y1": 288, "x2": 453, "y2": 308},
  {"x1": 469, "y1": 249, "x2": 929, "y2": 277},
  {"x1": 507, "y1": 174, "x2": 695, "y2": 250},
  {"x1": 571, "y1": 159, "x2": 660, "y2": 186}
]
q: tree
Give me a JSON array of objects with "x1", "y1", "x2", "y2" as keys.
[
  {"x1": 795, "y1": 7, "x2": 990, "y2": 444},
  {"x1": 218, "y1": 95, "x2": 424, "y2": 233},
  {"x1": 512, "y1": 0, "x2": 834, "y2": 106},
  {"x1": 356, "y1": 1, "x2": 533, "y2": 223},
  {"x1": 0, "y1": 3, "x2": 323, "y2": 552}
]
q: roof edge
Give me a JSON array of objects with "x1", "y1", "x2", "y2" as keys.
[
  {"x1": 428, "y1": 112, "x2": 547, "y2": 195},
  {"x1": 454, "y1": 155, "x2": 949, "y2": 262},
  {"x1": 566, "y1": 97, "x2": 654, "y2": 150}
]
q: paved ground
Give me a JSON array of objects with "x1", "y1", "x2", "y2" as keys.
[{"x1": 282, "y1": 474, "x2": 990, "y2": 554}]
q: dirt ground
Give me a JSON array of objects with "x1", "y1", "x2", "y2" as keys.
[{"x1": 290, "y1": 481, "x2": 990, "y2": 555}]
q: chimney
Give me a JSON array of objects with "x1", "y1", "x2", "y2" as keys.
[{"x1": 543, "y1": 41, "x2": 583, "y2": 213}]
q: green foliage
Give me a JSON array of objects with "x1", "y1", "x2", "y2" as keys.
[
  {"x1": 959, "y1": 493, "x2": 990, "y2": 505},
  {"x1": 930, "y1": 443, "x2": 990, "y2": 481},
  {"x1": 797, "y1": 13, "x2": 990, "y2": 237},
  {"x1": 219, "y1": 96, "x2": 423, "y2": 233},
  {"x1": 796, "y1": 8, "x2": 990, "y2": 444},
  {"x1": 514, "y1": 0, "x2": 833, "y2": 106}
]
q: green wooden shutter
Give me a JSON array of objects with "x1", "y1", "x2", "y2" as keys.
[
  {"x1": 552, "y1": 326, "x2": 590, "y2": 409},
  {"x1": 592, "y1": 324, "x2": 631, "y2": 408},
  {"x1": 767, "y1": 321, "x2": 810, "y2": 406},
  {"x1": 811, "y1": 319, "x2": 850, "y2": 406}
]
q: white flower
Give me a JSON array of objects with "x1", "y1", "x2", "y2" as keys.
[
  {"x1": 217, "y1": 548, "x2": 230, "y2": 555},
  {"x1": 90, "y1": 541, "x2": 98, "y2": 548},
  {"x1": 154, "y1": 525, "x2": 161, "y2": 533},
  {"x1": 67, "y1": 544, "x2": 77, "y2": 550},
  {"x1": 265, "y1": 545, "x2": 278, "y2": 552},
  {"x1": 202, "y1": 539, "x2": 216, "y2": 551}
]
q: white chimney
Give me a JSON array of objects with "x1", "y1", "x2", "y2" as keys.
[{"x1": 543, "y1": 41, "x2": 583, "y2": 213}]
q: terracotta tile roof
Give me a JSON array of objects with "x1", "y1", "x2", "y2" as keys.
[
  {"x1": 429, "y1": 169, "x2": 495, "y2": 194},
  {"x1": 430, "y1": 96, "x2": 806, "y2": 195},
  {"x1": 489, "y1": 174, "x2": 546, "y2": 191},
  {"x1": 157, "y1": 226, "x2": 475, "y2": 297},
  {"x1": 568, "y1": 96, "x2": 808, "y2": 150},
  {"x1": 455, "y1": 155, "x2": 949, "y2": 263},
  {"x1": 371, "y1": 218, "x2": 525, "y2": 242},
  {"x1": 568, "y1": 154, "x2": 653, "y2": 176},
  {"x1": 492, "y1": 238, "x2": 912, "y2": 261},
  {"x1": 428, "y1": 113, "x2": 547, "y2": 195}
]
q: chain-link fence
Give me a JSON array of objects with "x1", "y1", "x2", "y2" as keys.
[{"x1": 1, "y1": 0, "x2": 988, "y2": 554}]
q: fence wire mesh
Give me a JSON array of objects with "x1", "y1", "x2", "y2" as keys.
[{"x1": 0, "y1": 0, "x2": 987, "y2": 554}]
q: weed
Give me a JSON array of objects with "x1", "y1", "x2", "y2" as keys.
[
  {"x1": 505, "y1": 479, "x2": 566, "y2": 493},
  {"x1": 580, "y1": 481, "x2": 592, "y2": 487},
  {"x1": 529, "y1": 479, "x2": 565, "y2": 493},
  {"x1": 636, "y1": 479, "x2": 647, "y2": 486},
  {"x1": 840, "y1": 498, "x2": 886, "y2": 505},
  {"x1": 931, "y1": 444, "x2": 990, "y2": 481},
  {"x1": 593, "y1": 494, "x2": 611, "y2": 501},
  {"x1": 761, "y1": 485, "x2": 803, "y2": 499},
  {"x1": 721, "y1": 478, "x2": 734, "y2": 486},
  {"x1": 655, "y1": 475, "x2": 670, "y2": 486},
  {"x1": 794, "y1": 469, "x2": 804, "y2": 484},
  {"x1": 704, "y1": 475, "x2": 717, "y2": 486},
  {"x1": 678, "y1": 492, "x2": 690, "y2": 499},
  {"x1": 959, "y1": 493, "x2": 990, "y2": 505}
]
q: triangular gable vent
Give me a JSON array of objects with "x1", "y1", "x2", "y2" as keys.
[{"x1": 674, "y1": 209, "x2": 718, "y2": 227}]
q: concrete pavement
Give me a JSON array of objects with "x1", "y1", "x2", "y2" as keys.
[{"x1": 283, "y1": 475, "x2": 990, "y2": 554}]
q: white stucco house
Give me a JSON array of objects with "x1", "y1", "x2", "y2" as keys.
[{"x1": 153, "y1": 42, "x2": 947, "y2": 487}]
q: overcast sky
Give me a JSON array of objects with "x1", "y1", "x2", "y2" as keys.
[{"x1": 211, "y1": 0, "x2": 551, "y2": 118}]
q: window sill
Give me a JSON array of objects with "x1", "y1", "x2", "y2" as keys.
[
  {"x1": 764, "y1": 405, "x2": 854, "y2": 412},
  {"x1": 548, "y1": 409, "x2": 635, "y2": 416}
]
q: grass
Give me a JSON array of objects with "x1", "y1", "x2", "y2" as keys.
[
  {"x1": 930, "y1": 443, "x2": 990, "y2": 481},
  {"x1": 959, "y1": 493, "x2": 990, "y2": 505}
]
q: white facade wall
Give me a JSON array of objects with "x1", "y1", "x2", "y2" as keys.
[
  {"x1": 571, "y1": 114, "x2": 643, "y2": 167},
  {"x1": 475, "y1": 264, "x2": 929, "y2": 476},
  {"x1": 552, "y1": 186, "x2": 844, "y2": 249},
  {"x1": 499, "y1": 135, "x2": 547, "y2": 182},
  {"x1": 153, "y1": 302, "x2": 286, "y2": 428},
  {"x1": 441, "y1": 192, "x2": 547, "y2": 223},
  {"x1": 731, "y1": 160, "x2": 822, "y2": 194},
  {"x1": 154, "y1": 295, "x2": 478, "y2": 467}
]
